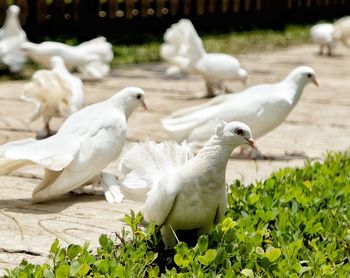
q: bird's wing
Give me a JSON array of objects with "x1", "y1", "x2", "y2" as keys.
[
  {"x1": 170, "y1": 94, "x2": 231, "y2": 117},
  {"x1": 143, "y1": 177, "x2": 180, "y2": 225},
  {"x1": 195, "y1": 54, "x2": 240, "y2": 80},
  {"x1": 1, "y1": 135, "x2": 79, "y2": 171}
]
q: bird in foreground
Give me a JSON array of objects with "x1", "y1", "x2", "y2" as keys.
[
  {"x1": 0, "y1": 5, "x2": 27, "y2": 72},
  {"x1": 22, "y1": 56, "x2": 84, "y2": 138},
  {"x1": 162, "y1": 66, "x2": 318, "y2": 156},
  {"x1": 0, "y1": 87, "x2": 147, "y2": 203},
  {"x1": 160, "y1": 19, "x2": 247, "y2": 97},
  {"x1": 310, "y1": 23, "x2": 336, "y2": 56},
  {"x1": 118, "y1": 121, "x2": 256, "y2": 248},
  {"x1": 21, "y1": 37, "x2": 113, "y2": 79}
]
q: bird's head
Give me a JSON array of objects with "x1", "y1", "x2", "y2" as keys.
[
  {"x1": 238, "y1": 68, "x2": 248, "y2": 86},
  {"x1": 286, "y1": 66, "x2": 319, "y2": 87},
  {"x1": 7, "y1": 5, "x2": 20, "y2": 16},
  {"x1": 112, "y1": 87, "x2": 147, "y2": 118},
  {"x1": 214, "y1": 120, "x2": 256, "y2": 148}
]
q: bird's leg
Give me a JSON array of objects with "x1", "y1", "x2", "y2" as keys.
[
  {"x1": 319, "y1": 45, "x2": 324, "y2": 56},
  {"x1": 327, "y1": 44, "x2": 332, "y2": 56},
  {"x1": 223, "y1": 84, "x2": 231, "y2": 94},
  {"x1": 36, "y1": 121, "x2": 52, "y2": 139},
  {"x1": 205, "y1": 81, "x2": 216, "y2": 98}
]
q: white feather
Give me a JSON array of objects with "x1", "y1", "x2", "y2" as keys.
[
  {"x1": 122, "y1": 121, "x2": 254, "y2": 247},
  {"x1": 0, "y1": 87, "x2": 146, "y2": 203},
  {"x1": 21, "y1": 36, "x2": 113, "y2": 79},
  {"x1": 160, "y1": 19, "x2": 247, "y2": 96},
  {"x1": 0, "y1": 5, "x2": 27, "y2": 72},
  {"x1": 118, "y1": 139, "x2": 193, "y2": 202},
  {"x1": 22, "y1": 56, "x2": 84, "y2": 132},
  {"x1": 162, "y1": 66, "x2": 318, "y2": 143}
]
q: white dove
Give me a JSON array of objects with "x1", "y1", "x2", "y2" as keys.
[
  {"x1": 333, "y1": 16, "x2": 350, "y2": 48},
  {"x1": 119, "y1": 121, "x2": 255, "y2": 247},
  {"x1": 310, "y1": 23, "x2": 336, "y2": 56},
  {"x1": 22, "y1": 56, "x2": 84, "y2": 138},
  {"x1": 0, "y1": 87, "x2": 147, "y2": 203},
  {"x1": 161, "y1": 66, "x2": 318, "y2": 154},
  {"x1": 160, "y1": 19, "x2": 247, "y2": 97},
  {"x1": 0, "y1": 5, "x2": 27, "y2": 72},
  {"x1": 20, "y1": 37, "x2": 113, "y2": 79}
]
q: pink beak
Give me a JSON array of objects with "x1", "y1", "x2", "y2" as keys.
[{"x1": 245, "y1": 138, "x2": 257, "y2": 149}]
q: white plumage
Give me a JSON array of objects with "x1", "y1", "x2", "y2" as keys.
[
  {"x1": 160, "y1": 19, "x2": 247, "y2": 97},
  {"x1": 119, "y1": 121, "x2": 255, "y2": 247},
  {"x1": 333, "y1": 16, "x2": 350, "y2": 48},
  {"x1": 22, "y1": 56, "x2": 84, "y2": 138},
  {"x1": 310, "y1": 23, "x2": 335, "y2": 56},
  {"x1": 162, "y1": 66, "x2": 318, "y2": 145},
  {"x1": 21, "y1": 37, "x2": 113, "y2": 79},
  {"x1": 0, "y1": 87, "x2": 146, "y2": 203},
  {"x1": 0, "y1": 5, "x2": 27, "y2": 72}
]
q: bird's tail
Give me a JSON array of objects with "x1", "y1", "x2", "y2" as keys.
[
  {"x1": 160, "y1": 19, "x2": 206, "y2": 72},
  {"x1": 77, "y1": 60, "x2": 110, "y2": 80},
  {"x1": 118, "y1": 139, "x2": 193, "y2": 201},
  {"x1": 76, "y1": 36, "x2": 113, "y2": 63}
]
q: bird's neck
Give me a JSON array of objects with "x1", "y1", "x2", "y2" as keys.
[
  {"x1": 3, "y1": 14, "x2": 21, "y2": 34},
  {"x1": 283, "y1": 77, "x2": 307, "y2": 106},
  {"x1": 195, "y1": 137, "x2": 233, "y2": 171},
  {"x1": 109, "y1": 98, "x2": 134, "y2": 120}
]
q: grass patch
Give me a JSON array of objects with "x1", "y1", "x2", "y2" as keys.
[
  {"x1": 0, "y1": 25, "x2": 310, "y2": 81},
  {"x1": 4, "y1": 150, "x2": 350, "y2": 277}
]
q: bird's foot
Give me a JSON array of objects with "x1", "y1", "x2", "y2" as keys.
[
  {"x1": 36, "y1": 128, "x2": 57, "y2": 140},
  {"x1": 100, "y1": 172, "x2": 124, "y2": 203}
]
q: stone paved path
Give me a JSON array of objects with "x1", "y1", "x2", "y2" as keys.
[{"x1": 0, "y1": 43, "x2": 349, "y2": 273}]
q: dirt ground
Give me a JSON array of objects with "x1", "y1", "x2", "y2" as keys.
[{"x1": 0, "y1": 43, "x2": 349, "y2": 273}]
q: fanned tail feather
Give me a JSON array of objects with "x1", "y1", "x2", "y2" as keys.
[
  {"x1": 118, "y1": 139, "x2": 193, "y2": 201},
  {"x1": 160, "y1": 19, "x2": 206, "y2": 72},
  {"x1": 76, "y1": 37, "x2": 113, "y2": 63},
  {"x1": 78, "y1": 60, "x2": 110, "y2": 79}
]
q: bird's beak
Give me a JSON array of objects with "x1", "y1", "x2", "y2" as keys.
[
  {"x1": 141, "y1": 100, "x2": 148, "y2": 110},
  {"x1": 245, "y1": 138, "x2": 257, "y2": 149},
  {"x1": 312, "y1": 77, "x2": 319, "y2": 87}
]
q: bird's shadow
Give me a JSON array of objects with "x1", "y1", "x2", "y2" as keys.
[{"x1": 0, "y1": 193, "x2": 106, "y2": 215}]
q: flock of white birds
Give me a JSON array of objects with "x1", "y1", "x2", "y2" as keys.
[{"x1": 0, "y1": 5, "x2": 345, "y2": 247}]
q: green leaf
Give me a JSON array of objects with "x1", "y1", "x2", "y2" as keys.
[
  {"x1": 264, "y1": 247, "x2": 281, "y2": 262},
  {"x1": 69, "y1": 260, "x2": 82, "y2": 276},
  {"x1": 197, "y1": 235, "x2": 209, "y2": 253},
  {"x1": 55, "y1": 264, "x2": 70, "y2": 278},
  {"x1": 77, "y1": 263, "x2": 90, "y2": 276},
  {"x1": 197, "y1": 249, "x2": 217, "y2": 266},
  {"x1": 67, "y1": 244, "x2": 81, "y2": 260},
  {"x1": 241, "y1": 268, "x2": 254, "y2": 278},
  {"x1": 221, "y1": 217, "x2": 237, "y2": 233},
  {"x1": 50, "y1": 239, "x2": 59, "y2": 254}
]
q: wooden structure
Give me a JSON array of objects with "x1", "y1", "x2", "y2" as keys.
[{"x1": 1, "y1": 1, "x2": 350, "y2": 40}]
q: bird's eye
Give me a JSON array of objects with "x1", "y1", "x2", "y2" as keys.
[
  {"x1": 235, "y1": 128, "x2": 244, "y2": 136},
  {"x1": 136, "y1": 94, "x2": 142, "y2": 100},
  {"x1": 307, "y1": 73, "x2": 312, "y2": 78}
]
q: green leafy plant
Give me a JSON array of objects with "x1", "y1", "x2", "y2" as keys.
[{"x1": 4, "y1": 151, "x2": 350, "y2": 277}]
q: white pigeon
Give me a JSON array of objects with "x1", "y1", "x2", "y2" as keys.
[
  {"x1": 119, "y1": 121, "x2": 255, "y2": 248},
  {"x1": 333, "y1": 16, "x2": 350, "y2": 48},
  {"x1": 310, "y1": 23, "x2": 336, "y2": 56},
  {"x1": 22, "y1": 56, "x2": 84, "y2": 138},
  {"x1": 20, "y1": 37, "x2": 113, "y2": 79},
  {"x1": 160, "y1": 19, "x2": 247, "y2": 97},
  {"x1": 0, "y1": 87, "x2": 147, "y2": 203},
  {"x1": 162, "y1": 66, "x2": 318, "y2": 149},
  {"x1": 0, "y1": 5, "x2": 27, "y2": 72}
]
